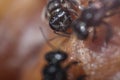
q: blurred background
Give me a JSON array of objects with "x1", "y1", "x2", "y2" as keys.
[{"x1": 0, "y1": 0, "x2": 48, "y2": 80}]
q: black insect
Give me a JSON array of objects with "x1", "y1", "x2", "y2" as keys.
[
  {"x1": 40, "y1": 25, "x2": 86, "y2": 80},
  {"x1": 72, "y1": 0, "x2": 120, "y2": 40},
  {"x1": 45, "y1": 0, "x2": 80, "y2": 36},
  {"x1": 77, "y1": 75, "x2": 86, "y2": 80},
  {"x1": 42, "y1": 50, "x2": 80, "y2": 80}
]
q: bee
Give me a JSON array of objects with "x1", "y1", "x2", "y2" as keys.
[
  {"x1": 45, "y1": 0, "x2": 81, "y2": 36},
  {"x1": 42, "y1": 50, "x2": 86, "y2": 80},
  {"x1": 72, "y1": 0, "x2": 120, "y2": 40},
  {"x1": 40, "y1": 27, "x2": 86, "y2": 80}
]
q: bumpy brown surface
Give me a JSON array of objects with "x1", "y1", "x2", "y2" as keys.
[{"x1": 64, "y1": 14, "x2": 120, "y2": 80}]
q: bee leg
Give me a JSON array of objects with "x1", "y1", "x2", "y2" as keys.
[
  {"x1": 92, "y1": 27, "x2": 97, "y2": 42},
  {"x1": 48, "y1": 36, "x2": 62, "y2": 41},
  {"x1": 67, "y1": 0, "x2": 84, "y2": 10},
  {"x1": 54, "y1": 31, "x2": 70, "y2": 37},
  {"x1": 67, "y1": 9, "x2": 79, "y2": 17},
  {"x1": 102, "y1": 21, "x2": 113, "y2": 44},
  {"x1": 64, "y1": 61, "x2": 78, "y2": 71}
]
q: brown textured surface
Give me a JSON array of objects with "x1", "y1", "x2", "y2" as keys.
[{"x1": 61, "y1": 7, "x2": 120, "y2": 80}]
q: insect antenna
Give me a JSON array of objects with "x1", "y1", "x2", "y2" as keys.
[
  {"x1": 40, "y1": 27, "x2": 57, "y2": 50},
  {"x1": 40, "y1": 26, "x2": 70, "y2": 50}
]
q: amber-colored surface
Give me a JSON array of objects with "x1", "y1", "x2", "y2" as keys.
[
  {"x1": 0, "y1": 0, "x2": 120, "y2": 80},
  {"x1": 0, "y1": 0, "x2": 47, "y2": 80}
]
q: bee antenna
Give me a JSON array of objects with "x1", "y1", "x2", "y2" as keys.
[{"x1": 40, "y1": 27, "x2": 57, "y2": 50}]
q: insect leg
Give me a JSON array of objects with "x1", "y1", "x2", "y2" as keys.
[
  {"x1": 64, "y1": 61, "x2": 78, "y2": 71},
  {"x1": 54, "y1": 31, "x2": 70, "y2": 37},
  {"x1": 48, "y1": 36, "x2": 62, "y2": 41},
  {"x1": 101, "y1": 21, "x2": 113, "y2": 44},
  {"x1": 40, "y1": 27, "x2": 57, "y2": 49},
  {"x1": 67, "y1": 8, "x2": 79, "y2": 17},
  {"x1": 92, "y1": 26, "x2": 97, "y2": 42},
  {"x1": 67, "y1": 0, "x2": 84, "y2": 10}
]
